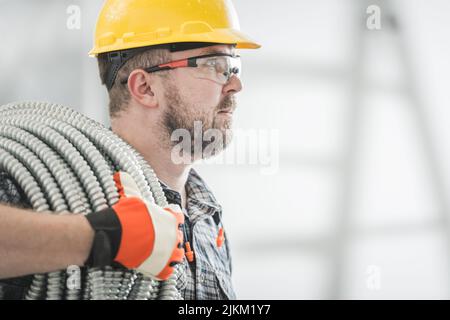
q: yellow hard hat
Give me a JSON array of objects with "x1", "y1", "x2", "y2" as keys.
[{"x1": 89, "y1": 0, "x2": 261, "y2": 57}]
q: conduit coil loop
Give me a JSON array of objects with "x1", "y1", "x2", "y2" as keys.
[{"x1": 0, "y1": 101, "x2": 182, "y2": 300}]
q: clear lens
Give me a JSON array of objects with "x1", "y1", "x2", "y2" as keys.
[{"x1": 194, "y1": 55, "x2": 241, "y2": 84}]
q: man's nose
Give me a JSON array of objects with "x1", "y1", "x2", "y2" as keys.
[{"x1": 222, "y1": 75, "x2": 243, "y2": 95}]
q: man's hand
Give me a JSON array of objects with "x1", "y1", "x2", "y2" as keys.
[{"x1": 85, "y1": 172, "x2": 184, "y2": 280}]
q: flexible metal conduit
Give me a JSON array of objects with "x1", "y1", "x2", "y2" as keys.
[{"x1": 0, "y1": 101, "x2": 182, "y2": 300}]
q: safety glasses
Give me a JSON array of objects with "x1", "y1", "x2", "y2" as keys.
[{"x1": 121, "y1": 53, "x2": 241, "y2": 86}]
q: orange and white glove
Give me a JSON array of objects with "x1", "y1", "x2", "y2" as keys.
[{"x1": 85, "y1": 172, "x2": 184, "y2": 281}]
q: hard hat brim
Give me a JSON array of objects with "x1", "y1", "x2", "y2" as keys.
[{"x1": 89, "y1": 28, "x2": 261, "y2": 57}]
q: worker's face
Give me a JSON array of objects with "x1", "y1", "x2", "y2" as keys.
[{"x1": 159, "y1": 44, "x2": 243, "y2": 160}]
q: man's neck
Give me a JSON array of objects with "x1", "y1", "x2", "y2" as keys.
[
  {"x1": 111, "y1": 117, "x2": 191, "y2": 208},
  {"x1": 144, "y1": 147, "x2": 191, "y2": 208}
]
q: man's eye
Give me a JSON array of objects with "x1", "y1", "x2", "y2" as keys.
[{"x1": 205, "y1": 59, "x2": 217, "y2": 67}]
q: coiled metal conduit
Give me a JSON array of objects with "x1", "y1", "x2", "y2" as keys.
[{"x1": 0, "y1": 101, "x2": 182, "y2": 300}]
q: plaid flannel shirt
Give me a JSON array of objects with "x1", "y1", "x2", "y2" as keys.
[
  {"x1": 0, "y1": 169, "x2": 236, "y2": 300},
  {"x1": 164, "y1": 169, "x2": 236, "y2": 300}
]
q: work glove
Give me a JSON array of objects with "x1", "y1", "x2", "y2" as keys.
[{"x1": 85, "y1": 172, "x2": 184, "y2": 281}]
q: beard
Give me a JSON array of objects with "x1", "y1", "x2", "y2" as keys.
[{"x1": 162, "y1": 83, "x2": 236, "y2": 160}]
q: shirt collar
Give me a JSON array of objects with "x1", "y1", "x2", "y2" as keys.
[{"x1": 159, "y1": 168, "x2": 222, "y2": 220}]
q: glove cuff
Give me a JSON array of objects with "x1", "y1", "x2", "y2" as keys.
[{"x1": 84, "y1": 207, "x2": 123, "y2": 268}]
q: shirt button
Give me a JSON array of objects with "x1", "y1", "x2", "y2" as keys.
[{"x1": 199, "y1": 274, "x2": 206, "y2": 284}]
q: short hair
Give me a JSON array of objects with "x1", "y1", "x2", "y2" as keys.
[{"x1": 97, "y1": 48, "x2": 171, "y2": 119}]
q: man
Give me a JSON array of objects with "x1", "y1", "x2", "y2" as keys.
[{"x1": 0, "y1": 0, "x2": 260, "y2": 299}]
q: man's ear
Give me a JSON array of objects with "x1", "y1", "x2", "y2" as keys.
[{"x1": 127, "y1": 69, "x2": 158, "y2": 108}]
